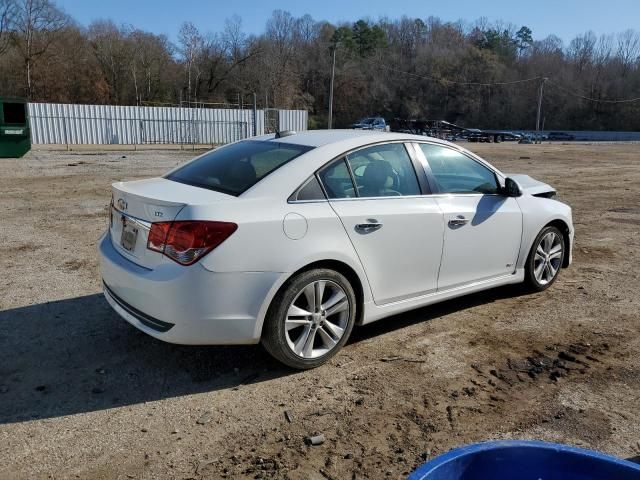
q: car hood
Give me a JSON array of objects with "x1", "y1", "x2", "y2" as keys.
[{"x1": 506, "y1": 174, "x2": 556, "y2": 196}]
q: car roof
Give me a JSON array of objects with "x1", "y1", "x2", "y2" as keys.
[{"x1": 253, "y1": 129, "x2": 453, "y2": 148}]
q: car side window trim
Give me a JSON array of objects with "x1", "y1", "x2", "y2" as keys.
[
  {"x1": 313, "y1": 171, "x2": 332, "y2": 201},
  {"x1": 343, "y1": 155, "x2": 360, "y2": 196},
  {"x1": 411, "y1": 142, "x2": 446, "y2": 194},
  {"x1": 414, "y1": 142, "x2": 503, "y2": 196},
  {"x1": 320, "y1": 194, "x2": 432, "y2": 202},
  {"x1": 293, "y1": 140, "x2": 492, "y2": 203},
  {"x1": 406, "y1": 142, "x2": 435, "y2": 194}
]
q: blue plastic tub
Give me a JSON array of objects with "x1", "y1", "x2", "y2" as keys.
[{"x1": 408, "y1": 440, "x2": 640, "y2": 480}]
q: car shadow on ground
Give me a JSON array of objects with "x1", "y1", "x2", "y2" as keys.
[
  {"x1": 0, "y1": 284, "x2": 529, "y2": 425},
  {"x1": 0, "y1": 293, "x2": 288, "y2": 425},
  {"x1": 350, "y1": 283, "x2": 528, "y2": 343}
]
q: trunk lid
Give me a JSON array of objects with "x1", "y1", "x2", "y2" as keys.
[{"x1": 109, "y1": 177, "x2": 233, "y2": 269}]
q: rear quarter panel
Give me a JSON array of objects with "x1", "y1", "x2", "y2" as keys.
[{"x1": 181, "y1": 198, "x2": 373, "y2": 301}]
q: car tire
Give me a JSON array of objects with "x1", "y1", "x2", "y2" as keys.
[
  {"x1": 261, "y1": 268, "x2": 357, "y2": 369},
  {"x1": 524, "y1": 225, "x2": 565, "y2": 292}
]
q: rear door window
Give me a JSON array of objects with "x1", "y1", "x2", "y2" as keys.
[
  {"x1": 166, "y1": 140, "x2": 313, "y2": 196},
  {"x1": 347, "y1": 143, "x2": 421, "y2": 198}
]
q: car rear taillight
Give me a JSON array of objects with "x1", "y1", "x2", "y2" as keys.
[
  {"x1": 147, "y1": 222, "x2": 171, "y2": 252},
  {"x1": 147, "y1": 221, "x2": 237, "y2": 266}
]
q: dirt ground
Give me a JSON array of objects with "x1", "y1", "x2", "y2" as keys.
[{"x1": 0, "y1": 142, "x2": 639, "y2": 479}]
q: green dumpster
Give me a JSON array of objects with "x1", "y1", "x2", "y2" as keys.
[{"x1": 0, "y1": 98, "x2": 31, "y2": 158}]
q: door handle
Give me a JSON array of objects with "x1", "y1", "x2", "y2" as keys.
[
  {"x1": 355, "y1": 220, "x2": 383, "y2": 233},
  {"x1": 448, "y1": 216, "x2": 469, "y2": 227}
]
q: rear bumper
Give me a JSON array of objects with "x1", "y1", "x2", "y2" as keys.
[
  {"x1": 103, "y1": 281, "x2": 175, "y2": 333},
  {"x1": 98, "y1": 232, "x2": 282, "y2": 345}
]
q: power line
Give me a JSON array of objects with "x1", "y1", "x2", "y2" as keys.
[
  {"x1": 368, "y1": 61, "x2": 542, "y2": 86},
  {"x1": 546, "y1": 79, "x2": 640, "y2": 104},
  {"x1": 368, "y1": 60, "x2": 640, "y2": 102}
]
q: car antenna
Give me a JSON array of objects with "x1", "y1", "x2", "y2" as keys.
[{"x1": 274, "y1": 129, "x2": 297, "y2": 138}]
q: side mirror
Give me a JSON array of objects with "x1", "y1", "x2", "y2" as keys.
[{"x1": 503, "y1": 177, "x2": 522, "y2": 197}]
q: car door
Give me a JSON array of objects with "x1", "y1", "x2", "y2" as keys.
[
  {"x1": 318, "y1": 142, "x2": 444, "y2": 305},
  {"x1": 416, "y1": 143, "x2": 523, "y2": 291}
]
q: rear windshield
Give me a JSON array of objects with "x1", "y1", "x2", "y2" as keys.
[{"x1": 165, "y1": 140, "x2": 313, "y2": 196}]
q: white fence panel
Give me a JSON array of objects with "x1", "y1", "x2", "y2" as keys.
[
  {"x1": 279, "y1": 109, "x2": 308, "y2": 132},
  {"x1": 27, "y1": 103, "x2": 307, "y2": 145}
]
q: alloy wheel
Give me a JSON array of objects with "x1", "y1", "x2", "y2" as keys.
[
  {"x1": 285, "y1": 280, "x2": 350, "y2": 359},
  {"x1": 533, "y1": 231, "x2": 563, "y2": 285}
]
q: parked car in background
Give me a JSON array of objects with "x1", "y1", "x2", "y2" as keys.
[
  {"x1": 351, "y1": 116, "x2": 389, "y2": 132},
  {"x1": 508, "y1": 133, "x2": 523, "y2": 141},
  {"x1": 519, "y1": 134, "x2": 534, "y2": 144},
  {"x1": 100, "y1": 130, "x2": 573, "y2": 369},
  {"x1": 548, "y1": 132, "x2": 575, "y2": 141}
]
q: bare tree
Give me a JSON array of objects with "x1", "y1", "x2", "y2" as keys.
[
  {"x1": 88, "y1": 20, "x2": 131, "y2": 104},
  {"x1": 0, "y1": 0, "x2": 16, "y2": 56},
  {"x1": 128, "y1": 26, "x2": 141, "y2": 105},
  {"x1": 594, "y1": 34, "x2": 614, "y2": 66},
  {"x1": 263, "y1": 10, "x2": 298, "y2": 107},
  {"x1": 178, "y1": 21, "x2": 203, "y2": 104},
  {"x1": 223, "y1": 15, "x2": 245, "y2": 61},
  {"x1": 568, "y1": 31, "x2": 597, "y2": 72},
  {"x1": 129, "y1": 29, "x2": 172, "y2": 104},
  {"x1": 533, "y1": 35, "x2": 564, "y2": 56},
  {"x1": 293, "y1": 14, "x2": 317, "y2": 45},
  {"x1": 10, "y1": 0, "x2": 68, "y2": 98},
  {"x1": 616, "y1": 29, "x2": 640, "y2": 75},
  {"x1": 266, "y1": 9, "x2": 296, "y2": 61},
  {"x1": 199, "y1": 28, "x2": 259, "y2": 100}
]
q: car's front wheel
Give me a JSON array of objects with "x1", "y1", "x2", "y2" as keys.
[
  {"x1": 262, "y1": 269, "x2": 356, "y2": 369},
  {"x1": 525, "y1": 225, "x2": 565, "y2": 291}
]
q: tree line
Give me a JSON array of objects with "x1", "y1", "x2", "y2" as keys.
[{"x1": 1, "y1": 0, "x2": 640, "y2": 130}]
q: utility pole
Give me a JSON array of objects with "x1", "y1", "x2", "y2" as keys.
[
  {"x1": 535, "y1": 77, "x2": 547, "y2": 144},
  {"x1": 328, "y1": 44, "x2": 337, "y2": 129}
]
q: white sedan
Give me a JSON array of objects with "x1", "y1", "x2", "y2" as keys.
[{"x1": 99, "y1": 130, "x2": 573, "y2": 369}]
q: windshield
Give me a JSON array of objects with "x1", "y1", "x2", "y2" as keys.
[
  {"x1": 361, "y1": 118, "x2": 376, "y2": 125},
  {"x1": 166, "y1": 140, "x2": 314, "y2": 196}
]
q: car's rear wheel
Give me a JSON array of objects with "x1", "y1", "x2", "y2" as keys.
[
  {"x1": 262, "y1": 269, "x2": 356, "y2": 369},
  {"x1": 525, "y1": 226, "x2": 565, "y2": 291}
]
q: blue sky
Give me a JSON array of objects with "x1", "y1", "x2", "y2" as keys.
[{"x1": 57, "y1": 0, "x2": 640, "y2": 44}]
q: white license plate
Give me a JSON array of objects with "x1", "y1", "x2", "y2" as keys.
[{"x1": 120, "y1": 219, "x2": 138, "y2": 252}]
